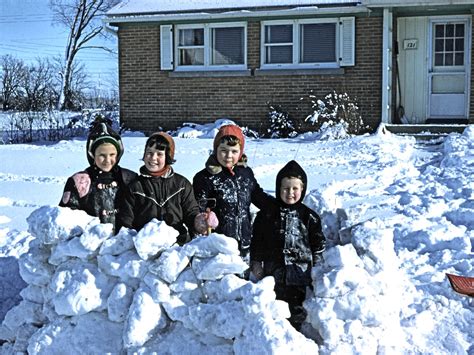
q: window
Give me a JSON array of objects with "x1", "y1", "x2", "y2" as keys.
[
  {"x1": 261, "y1": 18, "x2": 354, "y2": 69},
  {"x1": 433, "y1": 23, "x2": 465, "y2": 67},
  {"x1": 175, "y1": 23, "x2": 246, "y2": 70}
]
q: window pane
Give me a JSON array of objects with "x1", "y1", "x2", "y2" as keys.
[
  {"x1": 212, "y1": 27, "x2": 244, "y2": 65},
  {"x1": 266, "y1": 46, "x2": 292, "y2": 63},
  {"x1": 455, "y1": 38, "x2": 464, "y2": 51},
  {"x1": 265, "y1": 25, "x2": 292, "y2": 44},
  {"x1": 435, "y1": 25, "x2": 444, "y2": 37},
  {"x1": 454, "y1": 52, "x2": 464, "y2": 66},
  {"x1": 445, "y1": 24, "x2": 454, "y2": 37},
  {"x1": 455, "y1": 24, "x2": 464, "y2": 37},
  {"x1": 445, "y1": 53, "x2": 453, "y2": 66},
  {"x1": 300, "y1": 23, "x2": 336, "y2": 63},
  {"x1": 435, "y1": 39, "x2": 444, "y2": 52},
  {"x1": 179, "y1": 48, "x2": 204, "y2": 65},
  {"x1": 445, "y1": 38, "x2": 453, "y2": 51},
  {"x1": 178, "y1": 29, "x2": 204, "y2": 46},
  {"x1": 434, "y1": 53, "x2": 444, "y2": 66}
]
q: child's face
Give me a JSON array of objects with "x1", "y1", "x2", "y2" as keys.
[
  {"x1": 216, "y1": 141, "x2": 241, "y2": 169},
  {"x1": 144, "y1": 145, "x2": 166, "y2": 172},
  {"x1": 280, "y1": 177, "x2": 303, "y2": 205},
  {"x1": 94, "y1": 143, "x2": 117, "y2": 172}
]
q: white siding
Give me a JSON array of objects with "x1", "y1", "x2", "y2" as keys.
[{"x1": 397, "y1": 17, "x2": 428, "y2": 123}]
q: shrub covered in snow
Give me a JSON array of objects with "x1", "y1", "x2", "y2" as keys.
[
  {"x1": 305, "y1": 90, "x2": 367, "y2": 136},
  {"x1": 265, "y1": 103, "x2": 299, "y2": 138}
]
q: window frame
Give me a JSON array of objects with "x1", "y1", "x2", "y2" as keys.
[
  {"x1": 175, "y1": 22, "x2": 247, "y2": 71},
  {"x1": 260, "y1": 18, "x2": 341, "y2": 69}
]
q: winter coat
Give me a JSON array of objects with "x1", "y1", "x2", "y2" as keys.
[
  {"x1": 251, "y1": 204, "x2": 325, "y2": 286},
  {"x1": 118, "y1": 167, "x2": 199, "y2": 245},
  {"x1": 193, "y1": 155, "x2": 275, "y2": 253},
  {"x1": 250, "y1": 160, "x2": 325, "y2": 286},
  {"x1": 59, "y1": 165, "x2": 137, "y2": 231}
]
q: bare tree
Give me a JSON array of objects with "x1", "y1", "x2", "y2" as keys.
[
  {"x1": 52, "y1": 55, "x2": 90, "y2": 110},
  {"x1": 0, "y1": 55, "x2": 26, "y2": 111},
  {"x1": 49, "y1": 0, "x2": 119, "y2": 111},
  {"x1": 19, "y1": 58, "x2": 56, "y2": 111}
]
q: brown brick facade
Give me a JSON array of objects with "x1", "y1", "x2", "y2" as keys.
[{"x1": 118, "y1": 17, "x2": 384, "y2": 134}]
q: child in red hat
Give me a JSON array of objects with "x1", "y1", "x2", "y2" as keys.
[{"x1": 193, "y1": 124, "x2": 275, "y2": 266}]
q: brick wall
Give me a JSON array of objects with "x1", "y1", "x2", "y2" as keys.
[{"x1": 118, "y1": 17, "x2": 383, "y2": 134}]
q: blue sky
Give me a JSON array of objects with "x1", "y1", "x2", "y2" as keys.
[{"x1": 0, "y1": 0, "x2": 118, "y2": 89}]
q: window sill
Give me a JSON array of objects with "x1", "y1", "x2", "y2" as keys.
[
  {"x1": 169, "y1": 70, "x2": 252, "y2": 78},
  {"x1": 254, "y1": 68, "x2": 345, "y2": 76}
]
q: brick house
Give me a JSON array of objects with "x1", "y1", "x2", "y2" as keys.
[{"x1": 104, "y1": 0, "x2": 473, "y2": 133}]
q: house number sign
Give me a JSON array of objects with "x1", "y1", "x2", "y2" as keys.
[{"x1": 403, "y1": 39, "x2": 418, "y2": 50}]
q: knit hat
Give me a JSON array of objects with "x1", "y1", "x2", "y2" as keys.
[
  {"x1": 86, "y1": 122, "x2": 123, "y2": 166},
  {"x1": 276, "y1": 160, "x2": 307, "y2": 205},
  {"x1": 144, "y1": 131, "x2": 176, "y2": 163},
  {"x1": 213, "y1": 124, "x2": 245, "y2": 158}
]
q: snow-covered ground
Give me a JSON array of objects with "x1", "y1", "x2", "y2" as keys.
[{"x1": 0, "y1": 121, "x2": 473, "y2": 354}]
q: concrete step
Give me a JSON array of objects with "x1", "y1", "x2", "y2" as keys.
[{"x1": 384, "y1": 124, "x2": 469, "y2": 140}]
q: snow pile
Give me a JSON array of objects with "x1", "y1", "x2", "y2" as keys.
[{"x1": 0, "y1": 206, "x2": 317, "y2": 354}]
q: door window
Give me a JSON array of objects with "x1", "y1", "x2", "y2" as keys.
[{"x1": 433, "y1": 23, "x2": 465, "y2": 67}]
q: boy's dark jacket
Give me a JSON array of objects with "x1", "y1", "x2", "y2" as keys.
[
  {"x1": 118, "y1": 167, "x2": 199, "y2": 244},
  {"x1": 193, "y1": 154, "x2": 275, "y2": 252},
  {"x1": 59, "y1": 165, "x2": 137, "y2": 230},
  {"x1": 250, "y1": 160, "x2": 325, "y2": 286}
]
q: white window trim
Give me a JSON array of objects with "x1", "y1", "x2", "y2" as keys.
[
  {"x1": 175, "y1": 22, "x2": 247, "y2": 71},
  {"x1": 261, "y1": 18, "x2": 343, "y2": 70}
]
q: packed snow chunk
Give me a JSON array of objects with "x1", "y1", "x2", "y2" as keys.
[
  {"x1": 79, "y1": 222, "x2": 114, "y2": 252},
  {"x1": 97, "y1": 250, "x2": 150, "y2": 283},
  {"x1": 123, "y1": 286, "x2": 168, "y2": 348},
  {"x1": 27, "y1": 206, "x2": 96, "y2": 245},
  {"x1": 235, "y1": 316, "x2": 318, "y2": 355},
  {"x1": 322, "y1": 244, "x2": 363, "y2": 269},
  {"x1": 107, "y1": 283, "x2": 134, "y2": 323},
  {"x1": 168, "y1": 268, "x2": 199, "y2": 293},
  {"x1": 182, "y1": 233, "x2": 240, "y2": 258},
  {"x1": 99, "y1": 227, "x2": 136, "y2": 255},
  {"x1": 2, "y1": 300, "x2": 47, "y2": 333},
  {"x1": 188, "y1": 301, "x2": 246, "y2": 339},
  {"x1": 18, "y1": 241, "x2": 54, "y2": 287},
  {"x1": 27, "y1": 312, "x2": 123, "y2": 355},
  {"x1": 49, "y1": 237, "x2": 91, "y2": 265},
  {"x1": 49, "y1": 259, "x2": 114, "y2": 316},
  {"x1": 351, "y1": 221, "x2": 399, "y2": 273},
  {"x1": 133, "y1": 322, "x2": 233, "y2": 355},
  {"x1": 143, "y1": 272, "x2": 171, "y2": 301},
  {"x1": 133, "y1": 219, "x2": 179, "y2": 260},
  {"x1": 148, "y1": 245, "x2": 190, "y2": 283},
  {"x1": 193, "y1": 254, "x2": 248, "y2": 280}
]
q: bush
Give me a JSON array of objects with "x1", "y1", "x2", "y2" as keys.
[
  {"x1": 305, "y1": 91, "x2": 367, "y2": 135},
  {"x1": 266, "y1": 103, "x2": 299, "y2": 138}
]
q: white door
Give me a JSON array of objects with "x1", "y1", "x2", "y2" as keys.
[{"x1": 428, "y1": 18, "x2": 471, "y2": 120}]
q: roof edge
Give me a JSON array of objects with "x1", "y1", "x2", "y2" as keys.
[{"x1": 104, "y1": 5, "x2": 371, "y2": 25}]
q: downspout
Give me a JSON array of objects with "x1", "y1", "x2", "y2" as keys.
[{"x1": 381, "y1": 8, "x2": 393, "y2": 124}]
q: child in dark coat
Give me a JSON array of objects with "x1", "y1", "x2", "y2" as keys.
[
  {"x1": 118, "y1": 132, "x2": 207, "y2": 245},
  {"x1": 193, "y1": 124, "x2": 275, "y2": 263},
  {"x1": 250, "y1": 160, "x2": 326, "y2": 330},
  {"x1": 59, "y1": 119, "x2": 137, "y2": 232}
]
